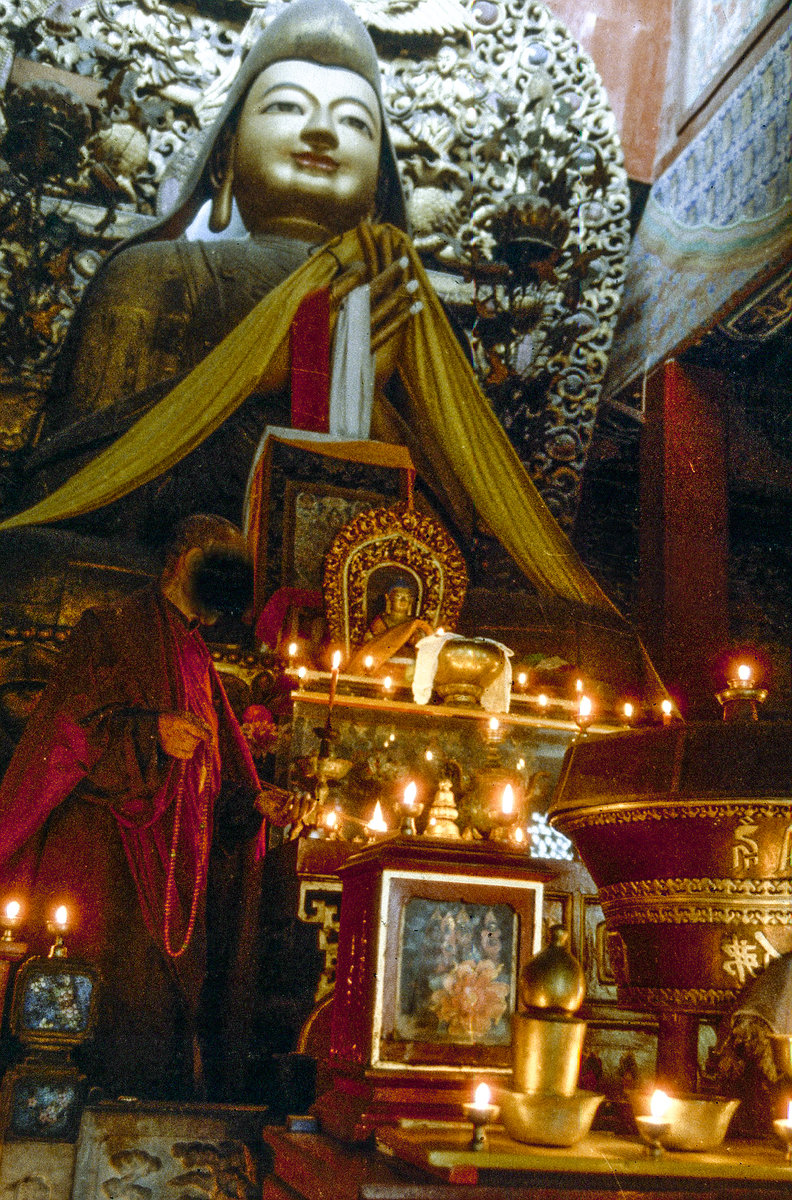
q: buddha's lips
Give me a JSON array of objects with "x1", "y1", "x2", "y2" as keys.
[{"x1": 293, "y1": 152, "x2": 338, "y2": 171}]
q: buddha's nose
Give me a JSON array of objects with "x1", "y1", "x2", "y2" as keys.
[{"x1": 301, "y1": 106, "x2": 338, "y2": 150}]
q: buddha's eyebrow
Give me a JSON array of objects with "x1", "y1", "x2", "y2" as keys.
[{"x1": 257, "y1": 82, "x2": 379, "y2": 127}]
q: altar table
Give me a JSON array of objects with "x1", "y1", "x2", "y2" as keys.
[{"x1": 261, "y1": 1125, "x2": 792, "y2": 1200}]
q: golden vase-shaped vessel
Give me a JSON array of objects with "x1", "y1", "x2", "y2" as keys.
[{"x1": 499, "y1": 925, "x2": 604, "y2": 1146}]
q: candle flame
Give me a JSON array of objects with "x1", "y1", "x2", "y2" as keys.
[
  {"x1": 661, "y1": 699, "x2": 673, "y2": 716},
  {"x1": 54, "y1": 905, "x2": 68, "y2": 929},
  {"x1": 474, "y1": 1083, "x2": 491, "y2": 1109},
  {"x1": 538, "y1": 693, "x2": 548, "y2": 707},
  {"x1": 650, "y1": 1089, "x2": 671, "y2": 1120},
  {"x1": 383, "y1": 675, "x2": 392, "y2": 691},
  {"x1": 575, "y1": 677, "x2": 583, "y2": 693},
  {"x1": 517, "y1": 672, "x2": 527, "y2": 687},
  {"x1": 501, "y1": 784, "x2": 514, "y2": 815},
  {"x1": 4, "y1": 900, "x2": 20, "y2": 921},
  {"x1": 288, "y1": 642, "x2": 298, "y2": 657},
  {"x1": 425, "y1": 749, "x2": 433, "y2": 761},
  {"x1": 331, "y1": 650, "x2": 342, "y2": 671},
  {"x1": 366, "y1": 801, "x2": 388, "y2": 833},
  {"x1": 404, "y1": 781, "x2": 417, "y2": 807},
  {"x1": 578, "y1": 695, "x2": 592, "y2": 719},
  {"x1": 623, "y1": 701, "x2": 634, "y2": 719},
  {"x1": 436, "y1": 627, "x2": 444, "y2": 637},
  {"x1": 489, "y1": 717, "x2": 499, "y2": 732},
  {"x1": 737, "y1": 663, "x2": 751, "y2": 683},
  {"x1": 297, "y1": 665, "x2": 307, "y2": 680},
  {"x1": 364, "y1": 654, "x2": 374, "y2": 671},
  {"x1": 325, "y1": 809, "x2": 338, "y2": 829},
  {"x1": 513, "y1": 827, "x2": 524, "y2": 844}
]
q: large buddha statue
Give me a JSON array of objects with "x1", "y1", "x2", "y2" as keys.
[
  {"x1": 3, "y1": 0, "x2": 616, "y2": 619},
  {"x1": 0, "y1": 0, "x2": 666, "y2": 718}
]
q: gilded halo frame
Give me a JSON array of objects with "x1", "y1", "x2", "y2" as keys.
[{"x1": 323, "y1": 502, "x2": 468, "y2": 655}]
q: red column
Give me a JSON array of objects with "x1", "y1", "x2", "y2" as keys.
[{"x1": 639, "y1": 360, "x2": 729, "y2": 717}]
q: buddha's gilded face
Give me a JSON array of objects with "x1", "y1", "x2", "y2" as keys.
[
  {"x1": 386, "y1": 586, "x2": 415, "y2": 620},
  {"x1": 232, "y1": 58, "x2": 382, "y2": 237}
]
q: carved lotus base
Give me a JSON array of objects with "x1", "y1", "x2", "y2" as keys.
[{"x1": 549, "y1": 723, "x2": 792, "y2": 1016}]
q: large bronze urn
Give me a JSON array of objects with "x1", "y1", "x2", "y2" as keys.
[{"x1": 548, "y1": 722, "x2": 792, "y2": 1089}]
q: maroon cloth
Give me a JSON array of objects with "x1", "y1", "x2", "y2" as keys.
[
  {"x1": 254, "y1": 585, "x2": 324, "y2": 648},
  {"x1": 0, "y1": 586, "x2": 261, "y2": 1098},
  {"x1": 290, "y1": 287, "x2": 331, "y2": 432}
]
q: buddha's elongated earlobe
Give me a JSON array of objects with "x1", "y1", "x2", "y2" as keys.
[
  {"x1": 209, "y1": 131, "x2": 235, "y2": 232},
  {"x1": 209, "y1": 163, "x2": 234, "y2": 232}
]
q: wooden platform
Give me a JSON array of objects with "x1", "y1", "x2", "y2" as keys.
[{"x1": 262, "y1": 1124, "x2": 792, "y2": 1199}]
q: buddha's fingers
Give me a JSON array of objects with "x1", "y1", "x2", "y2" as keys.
[
  {"x1": 370, "y1": 299, "x2": 423, "y2": 353},
  {"x1": 368, "y1": 256, "x2": 409, "y2": 306},
  {"x1": 328, "y1": 260, "x2": 367, "y2": 306},
  {"x1": 370, "y1": 276, "x2": 418, "y2": 331}
]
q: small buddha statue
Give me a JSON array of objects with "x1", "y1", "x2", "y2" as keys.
[{"x1": 347, "y1": 578, "x2": 434, "y2": 674}]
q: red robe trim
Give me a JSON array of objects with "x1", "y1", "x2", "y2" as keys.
[{"x1": 289, "y1": 287, "x2": 331, "y2": 432}]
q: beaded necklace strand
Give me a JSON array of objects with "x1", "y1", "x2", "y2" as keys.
[{"x1": 163, "y1": 760, "x2": 209, "y2": 959}]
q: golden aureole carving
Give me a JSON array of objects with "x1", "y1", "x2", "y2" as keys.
[{"x1": 323, "y1": 501, "x2": 467, "y2": 658}]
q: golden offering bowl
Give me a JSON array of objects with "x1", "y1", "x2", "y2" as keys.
[
  {"x1": 629, "y1": 1093, "x2": 740, "y2": 1152},
  {"x1": 311, "y1": 754, "x2": 352, "y2": 782},
  {"x1": 497, "y1": 1088, "x2": 604, "y2": 1147},
  {"x1": 433, "y1": 640, "x2": 504, "y2": 705}
]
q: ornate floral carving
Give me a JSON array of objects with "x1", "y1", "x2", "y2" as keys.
[
  {"x1": 552, "y1": 799, "x2": 792, "y2": 832},
  {"x1": 599, "y1": 877, "x2": 792, "y2": 926},
  {"x1": 615, "y1": 985, "x2": 739, "y2": 1013},
  {"x1": 600, "y1": 877, "x2": 792, "y2": 900},
  {"x1": 323, "y1": 501, "x2": 468, "y2": 653}
]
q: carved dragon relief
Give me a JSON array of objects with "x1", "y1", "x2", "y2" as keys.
[{"x1": 0, "y1": 0, "x2": 629, "y2": 528}]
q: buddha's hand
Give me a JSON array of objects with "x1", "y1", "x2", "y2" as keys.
[
  {"x1": 255, "y1": 783, "x2": 309, "y2": 826},
  {"x1": 328, "y1": 234, "x2": 422, "y2": 383},
  {"x1": 158, "y1": 711, "x2": 212, "y2": 759}
]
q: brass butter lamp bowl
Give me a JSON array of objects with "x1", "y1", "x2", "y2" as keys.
[{"x1": 629, "y1": 1090, "x2": 740, "y2": 1153}]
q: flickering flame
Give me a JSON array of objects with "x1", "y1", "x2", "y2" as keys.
[
  {"x1": 575, "y1": 677, "x2": 583, "y2": 693},
  {"x1": 53, "y1": 905, "x2": 69, "y2": 929},
  {"x1": 331, "y1": 650, "x2": 342, "y2": 672},
  {"x1": 517, "y1": 672, "x2": 527, "y2": 687},
  {"x1": 4, "y1": 900, "x2": 20, "y2": 921},
  {"x1": 297, "y1": 666, "x2": 307, "y2": 680},
  {"x1": 324, "y1": 809, "x2": 338, "y2": 829},
  {"x1": 404, "y1": 781, "x2": 418, "y2": 809},
  {"x1": 623, "y1": 702, "x2": 634, "y2": 719},
  {"x1": 501, "y1": 784, "x2": 515, "y2": 815},
  {"x1": 578, "y1": 695, "x2": 592, "y2": 720},
  {"x1": 288, "y1": 642, "x2": 298, "y2": 658},
  {"x1": 649, "y1": 1089, "x2": 671, "y2": 1120},
  {"x1": 513, "y1": 827, "x2": 525, "y2": 844},
  {"x1": 364, "y1": 654, "x2": 374, "y2": 672},
  {"x1": 737, "y1": 663, "x2": 752, "y2": 683},
  {"x1": 538, "y1": 693, "x2": 548, "y2": 707},
  {"x1": 425, "y1": 749, "x2": 434, "y2": 761},
  {"x1": 366, "y1": 801, "x2": 388, "y2": 834},
  {"x1": 661, "y1": 699, "x2": 673, "y2": 717},
  {"x1": 489, "y1": 717, "x2": 499, "y2": 733},
  {"x1": 436, "y1": 627, "x2": 444, "y2": 637},
  {"x1": 473, "y1": 1083, "x2": 491, "y2": 1109},
  {"x1": 516, "y1": 758, "x2": 525, "y2": 770},
  {"x1": 383, "y1": 675, "x2": 392, "y2": 691}
]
